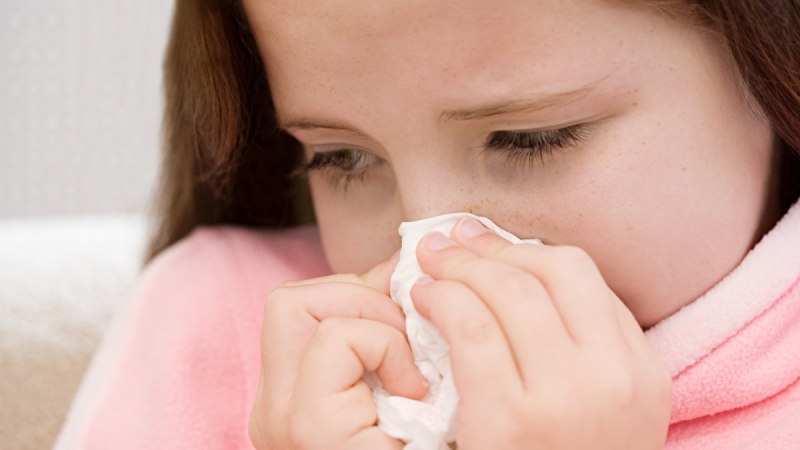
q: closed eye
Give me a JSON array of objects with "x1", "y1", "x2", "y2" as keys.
[
  {"x1": 294, "y1": 148, "x2": 383, "y2": 190},
  {"x1": 485, "y1": 124, "x2": 588, "y2": 168}
]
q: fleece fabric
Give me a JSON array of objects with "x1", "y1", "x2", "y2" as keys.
[{"x1": 55, "y1": 203, "x2": 800, "y2": 449}]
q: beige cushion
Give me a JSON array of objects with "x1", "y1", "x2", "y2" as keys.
[{"x1": 0, "y1": 217, "x2": 146, "y2": 449}]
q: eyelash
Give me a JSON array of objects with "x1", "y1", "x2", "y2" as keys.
[
  {"x1": 295, "y1": 149, "x2": 379, "y2": 190},
  {"x1": 484, "y1": 124, "x2": 587, "y2": 168},
  {"x1": 295, "y1": 124, "x2": 587, "y2": 188}
]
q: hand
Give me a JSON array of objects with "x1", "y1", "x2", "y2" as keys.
[
  {"x1": 249, "y1": 256, "x2": 428, "y2": 450},
  {"x1": 410, "y1": 218, "x2": 671, "y2": 450}
]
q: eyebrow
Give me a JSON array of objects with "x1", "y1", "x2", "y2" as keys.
[
  {"x1": 439, "y1": 85, "x2": 594, "y2": 122},
  {"x1": 281, "y1": 118, "x2": 372, "y2": 139},
  {"x1": 281, "y1": 82, "x2": 598, "y2": 133}
]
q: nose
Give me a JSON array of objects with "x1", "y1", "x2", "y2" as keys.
[{"x1": 392, "y1": 155, "x2": 484, "y2": 223}]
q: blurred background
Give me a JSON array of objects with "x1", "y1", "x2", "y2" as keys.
[
  {"x1": 1, "y1": 1, "x2": 174, "y2": 447},
  {"x1": 0, "y1": 1, "x2": 167, "y2": 218}
]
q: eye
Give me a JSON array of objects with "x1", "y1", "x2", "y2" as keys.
[
  {"x1": 295, "y1": 148, "x2": 383, "y2": 189},
  {"x1": 484, "y1": 124, "x2": 587, "y2": 168}
]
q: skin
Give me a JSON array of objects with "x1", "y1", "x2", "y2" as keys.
[
  {"x1": 246, "y1": 0, "x2": 777, "y2": 328},
  {"x1": 243, "y1": 0, "x2": 778, "y2": 448}
]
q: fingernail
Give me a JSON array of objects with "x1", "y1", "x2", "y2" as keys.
[
  {"x1": 423, "y1": 232, "x2": 457, "y2": 251},
  {"x1": 458, "y1": 218, "x2": 490, "y2": 239},
  {"x1": 415, "y1": 275, "x2": 435, "y2": 286}
]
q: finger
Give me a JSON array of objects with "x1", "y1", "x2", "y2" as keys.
[
  {"x1": 411, "y1": 277, "x2": 523, "y2": 401},
  {"x1": 282, "y1": 250, "x2": 400, "y2": 295},
  {"x1": 451, "y1": 218, "x2": 622, "y2": 348},
  {"x1": 298, "y1": 317, "x2": 428, "y2": 400},
  {"x1": 291, "y1": 379, "x2": 405, "y2": 450},
  {"x1": 416, "y1": 231, "x2": 573, "y2": 361},
  {"x1": 291, "y1": 318, "x2": 426, "y2": 447},
  {"x1": 261, "y1": 281, "x2": 406, "y2": 407}
]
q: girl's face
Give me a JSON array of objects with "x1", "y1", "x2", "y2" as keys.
[{"x1": 244, "y1": 0, "x2": 777, "y2": 327}]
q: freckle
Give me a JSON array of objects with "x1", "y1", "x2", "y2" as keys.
[
  {"x1": 641, "y1": 141, "x2": 646, "y2": 146},
  {"x1": 682, "y1": 167, "x2": 687, "y2": 172},
  {"x1": 579, "y1": 213, "x2": 582, "y2": 218},
  {"x1": 554, "y1": 226, "x2": 559, "y2": 232},
  {"x1": 460, "y1": 188, "x2": 463, "y2": 192},
  {"x1": 590, "y1": 179, "x2": 595, "y2": 184},
  {"x1": 632, "y1": 102, "x2": 638, "y2": 107}
]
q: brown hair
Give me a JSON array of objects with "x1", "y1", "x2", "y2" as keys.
[
  {"x1": 147, "y1": 0, "x2": 311, "y2": 261},
  {"x1": 147, "y1": 0, "x2": 800, "y2": 262}
]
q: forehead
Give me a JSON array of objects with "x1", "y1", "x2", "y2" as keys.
[{"x1": 243, "y1": 0, "x2": 654, "y2": 122}]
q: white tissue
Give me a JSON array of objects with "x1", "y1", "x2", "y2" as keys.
[{"x1": 368, "y1": 213, "x2": 541, "y2": 450}]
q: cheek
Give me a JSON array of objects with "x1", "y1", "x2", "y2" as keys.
[
  {"x1": 309, "y1": 175, "x2": 403, "y2": 274},
  {"x1": 561, "y1": 114, "x2": 771, "y2": 326},
  {"x1": 490, "y1": 100, "x2": 773, "y2": 327}
]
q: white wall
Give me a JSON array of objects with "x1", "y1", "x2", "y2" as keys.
[{"x1": 0, "y1": 0, "x2": 174, "y2": 218}]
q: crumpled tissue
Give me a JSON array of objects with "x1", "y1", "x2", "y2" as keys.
[{"x1": 366, "y1": 213, "x2": 541, "y2": 450}]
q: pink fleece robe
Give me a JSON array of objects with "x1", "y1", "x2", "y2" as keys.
[{"x1": 56, "y1": 202, "x2": 800, "y2": 449}]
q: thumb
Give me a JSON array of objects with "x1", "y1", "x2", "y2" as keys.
[
  {"x1": 280, "y1": 249, "x2": 400, "y2": 295},
  {"x1": 359, "y1": 250, "x2": 401, "y2": 296}
]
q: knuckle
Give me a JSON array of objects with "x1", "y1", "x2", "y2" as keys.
[
  {"x1": 457, "y1": 253, "x2": 490, "y2": 273},
  {"x1": 456, "y1": 315, "x2": 496, "y2": 344},
  {"x1": 552, "y1": 245, "x2": 592, "y2": 268},
  {"x1": 494, "y1": 269, "x2": 537, "y2": 298},
  {"x1": 455, "y1": 256, "x2": 484, "y2": 279},
  {"x1": 496, "y1": 242, "x2": 526, "y2": 261},
  {"x1": 547, "y1": 245, "x2": 597, "y2": 278},
  {"x1": 265, "y1": 285, "x2": 294, "y2": 312},
  {"x1": 385, "y1": 325, "x2": 406, "y2": 346},
  {"x1": 374, "y1": 323, "x2": 405, "y2": 354},
  {"x1": 316, "y1": 317, "x2": 348, "y2": 339}
]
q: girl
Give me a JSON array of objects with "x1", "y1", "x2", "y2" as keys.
[{"x1": 57, "y1": 0, "x2": 800, "y2": 448}]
